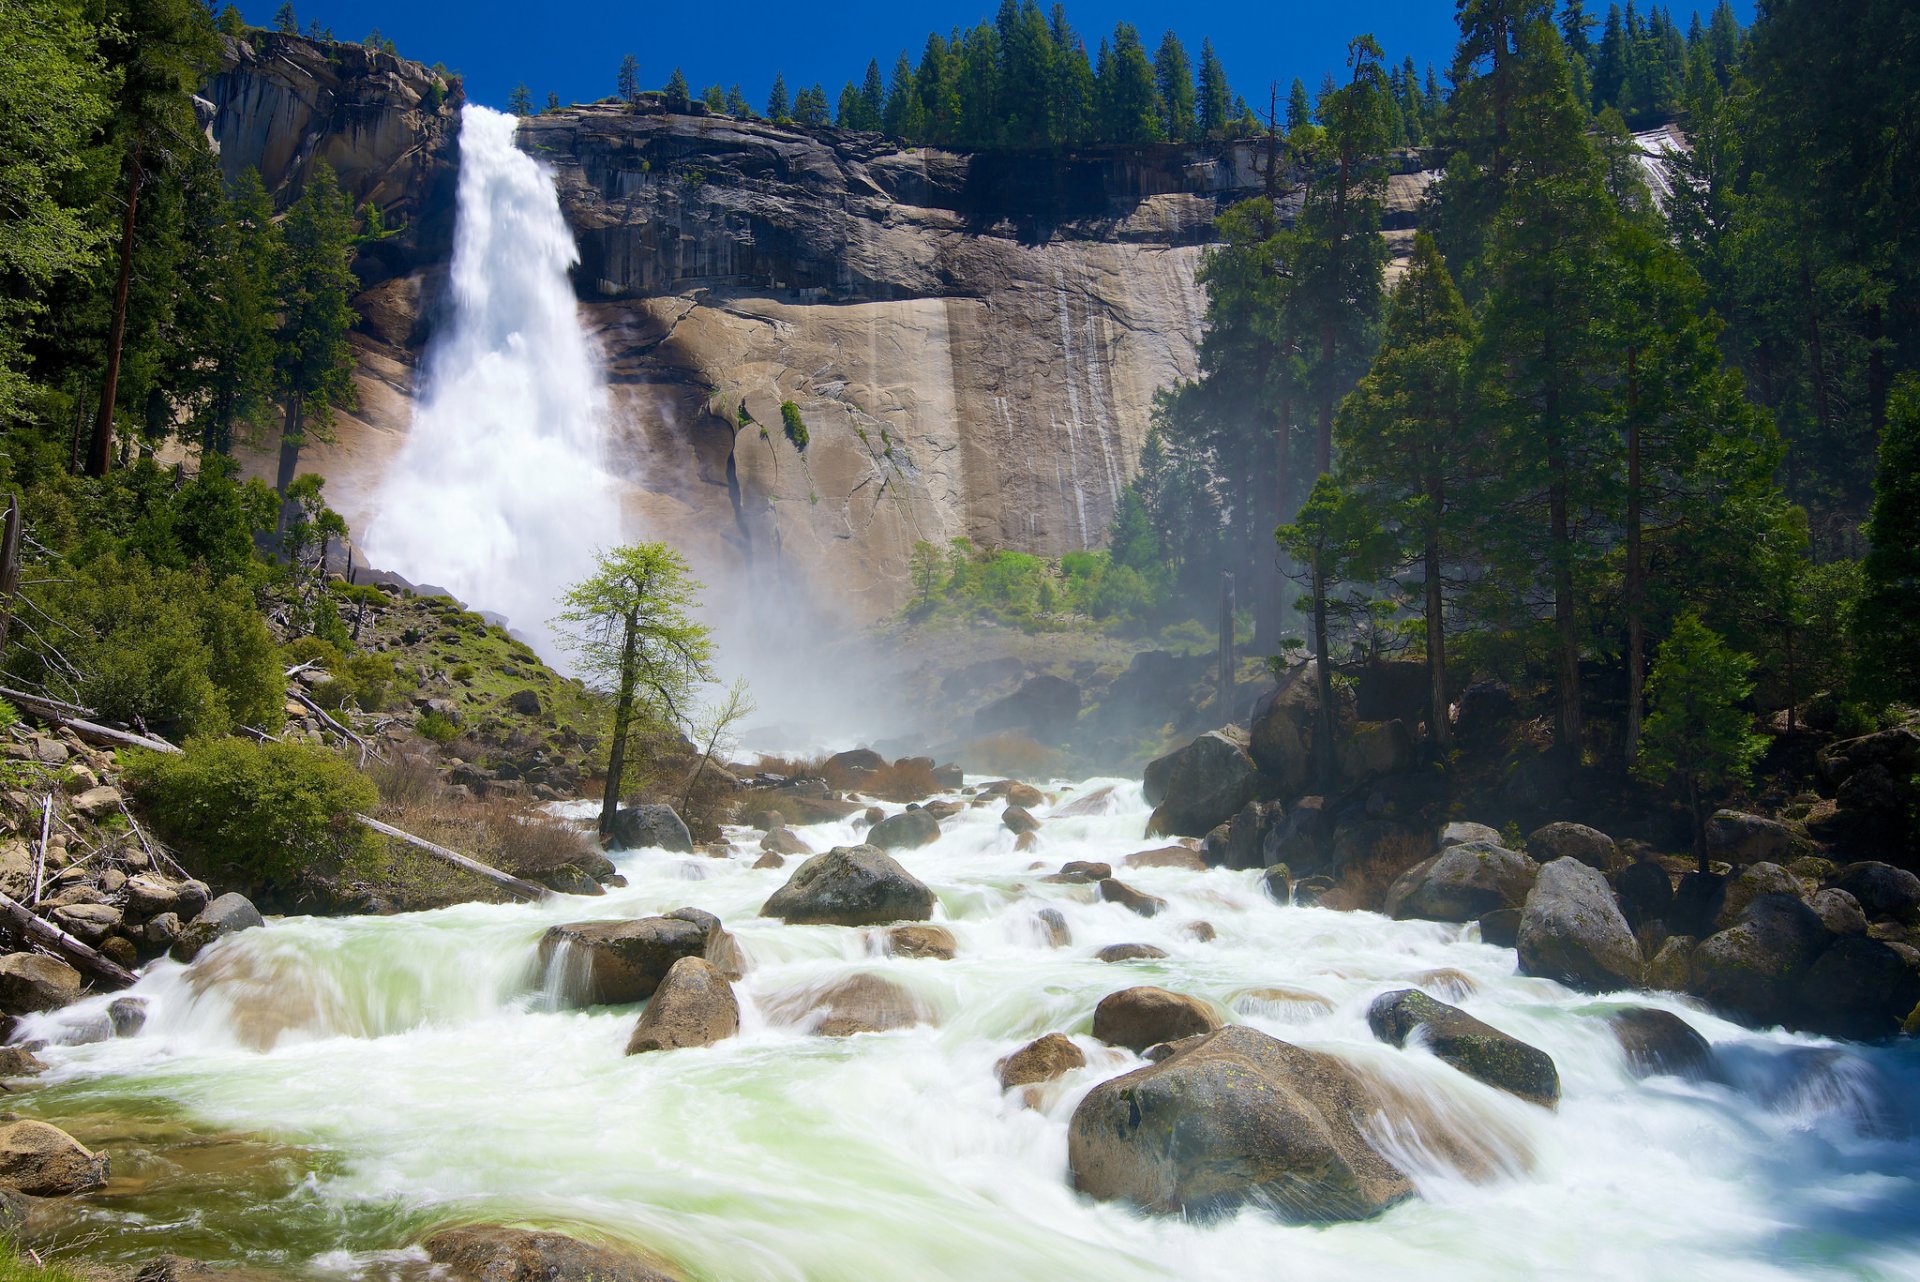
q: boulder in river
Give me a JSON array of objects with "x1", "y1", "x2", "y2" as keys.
[
  {"x1": 538, "y1": 914, "x2": 710, "y2": 1006},
  {"x1": 1516, "y1": 858, "x2": 1642, "y2": 992},
  {"x1": 1143, "y1": 730, "x2": 1259, "y2": 839},
  {"x1": 1098, "y1": 878, "x2": 1167, "y2": 918},
  {"x1": 1034, "y1": 907, "x2": 1072, "y2": 948},
  {"x1": 1794, "y1": 935, "x2": 1920, "y2": 1041},
  {"x1": 0, "y1": 1119, "x2": 107, "y2": 1196},
  {"x1": 867, "y1": 809, "x2": 941, "y2": 851},
  {"x1": 1713, "y1": 862, "x2": 1802, "y2": 933},
  {"x1": 1367, "y1": 988, "x2": 1560, "y2": 1108},
  {"x1": 997, "y1": 1032, "x2": 1086, "y2": 1089},
  {"x1": 1096, "y1": 943, "x2": 1169, "y2": 963},
  {"x1": 765, "y1": 972, "x2": 933, "y2": 1036},
  {"x1": 0, "y1": 953, "x2": 82, "y2": 1015},
  {"x1": 1608, "y1": 1007, "x2": 1716, "y2": 1080},
  {"x1": 1705, "y1": 810, "x2": 1811, "y2": 867},
  {"x1": 423, "y1": 1224, "x2": 682, "y2": 1282},
  {"x1": 1091, "y1": 985, "x2": 1221, "y2": 1052},
  {"x1": 606, "y1": 804, "x2": 694, "y2": 853},
  {"x1": 1689, "y1": 894, "x2": 1832, "y2": 1027},
  {"x1": 1067, "y1": 1025, "x2": 1413, "y2": 1221},
  {"x1": 1832, "y1": 862, "x2": 1920, "y2": 923},
  {"x1": 884, "y1": 924, "x2": 956, "y2": 960},
  {"x1": 1001, "y1": 805, "x2": 1040, "y2": 835},
  {"x1": 1383, "y1": 841, "x2": 1538, "y2": 924},
  {"x1": 170, "y1": 892, "x2": 265, "y2": 963},
  {"x1": 759, "y1": 845, "x2": 935, "y2": 926},
  {"x1": 625, "y1": 957, "x2": 739, "y2": 1054},
  {"x1": 1526, "y1": 822, "x2": 1620, "y2": 871},
  {"x1": 1124, "y1": 846, "x2": 1208, "y2": 872},
  {"x1": 760, "y1": 826, "x2": 813, "y2": 857}
]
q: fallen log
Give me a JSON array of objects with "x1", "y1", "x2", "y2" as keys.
[
  {"x1": 288, "y1": 687, "x2": 380, "y2": 765},
  {"x1": 0, "y1": 888, "x2": 137, "y2": 989},
  {"x1": 0, "y1": 685, "x2": 180, "y2": 754},
  {"x1": 353, "y1": 813, "x2": 552, "y2": 902}
]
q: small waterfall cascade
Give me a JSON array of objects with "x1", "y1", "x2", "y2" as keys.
[{"x1": 362, "y1": 105, "x2": 623, "y2": 646}]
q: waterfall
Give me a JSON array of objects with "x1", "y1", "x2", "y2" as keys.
[{"x1": 362, "y1": 105, "x2": 623, "y2": 648}]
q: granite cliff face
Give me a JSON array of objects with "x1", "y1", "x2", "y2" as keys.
[{"x1": 214, "y1": 36, "x2": 1427, "y2": 623}]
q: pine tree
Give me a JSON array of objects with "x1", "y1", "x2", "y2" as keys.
[
  {"x1": 1098, "y1": 23, "x2": 1161, "y2": 143},
  {"x1": 508, "y1": 83, "x2": 532, "y2": 116},
  {"x1": 1635, "y1": 613, "x2": 1766, "y2": 870},
  {"x1": 663, "y1": 67, "x2": 690, "y2": 113},
  {"x1": 273, "y1": 162, "x2": 358, "y2": 534},
  {"x1": 860, "y1": 58, "x2": 886, "y2": 124},
  {"x1": 702, "y1": 84, "x2": 725, "y2": 113},
  {"x1": 1856, "y1": 377, "x2": 1920, "y2": 705},
  {"x1": 1153, "y1": 31, "x2": 1196, "y2": 143},
  {"x1": 766, "y1": 73, "x2": 789, "y2": 121},
  {"x1": 725, "y1": 84, "x2": 751, "y2": 118},
  {"x1": 273, "y1": 2, "x2": 297, "y2": 34},
  {"x1": 883, "y1": 54, "x2": 923, "y2": 138},
  {"x1": 1047, "y1": 10, "x2": 1096, "y2": 144},
  {"x1": 1197, "y1": 39, "x2": 1230, "y2": 138},
  {"x1": 189, "y1": 167, "x2": 281, "y2": 456},
  {"x1": 1286, "y1": 77, "x2": 1312, "y2": 131},
  {"x1": 617, "y1": 53, "x2": 640, "y2": 104},
  {"x1": 1705, "y1": 0, "x2": 1741, "y2": 86}
]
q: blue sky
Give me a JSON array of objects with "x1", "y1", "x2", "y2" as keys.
[{"x1": 234, "y1": 1, "x2": 1755, "y2": 118}]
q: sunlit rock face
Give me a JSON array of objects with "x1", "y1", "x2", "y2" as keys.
[{"x1": 208, "y1": 36, "x2": 1429, "y2": 623}]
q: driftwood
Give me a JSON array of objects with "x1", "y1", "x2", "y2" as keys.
[
  {"x1": 354, "y1": 813, "x2": 551, "y2": 902},
  {"x1": 0, "y1": 685, "x2": 181, "y2": 754},
  {"x1": 0, "y1": 494, "x2": 21, "y2": 655},
  {"x1": 30, "y1": 794, "x2": 51, "y2": 904},
  {"x1": 287, "y1": 687, "x2": 380, "y2": 765},
  {"x1": 0, "y1": 888, "x2": 137, "y2": 989}
]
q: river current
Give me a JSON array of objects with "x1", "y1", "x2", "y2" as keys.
[{"x1": 14, "y1": 779, "x2": 1920, "y2": 1281}]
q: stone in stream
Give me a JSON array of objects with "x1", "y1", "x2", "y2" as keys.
[
  {"x1": 1527, "y1": 822, "x2": 1622, "y2": 872},
  {"x1": 423, "y1": 1224, "x2": 684, "y2": 1282},
  {"x1": 885, "y1": 924, "x2": 957, "y2": 959},
  {"x1": 1367, "y1": 988, "x2": 1560, "y2": 1108},
  {"x1": 1096, "y1": 943, "x2": 1169, "y2": 963},
  {"x1": 1098, "y1": 878, "x2": 1167, "y2": 918},
  {"x1": 1608, "y1": 1008, "x2": 1716, "y2": 1080},
  {"x1": 997, "y1": 1032, "x2": 1087, "y2": 1089},
  {"x1": 0, "y1": 953, "x2": 82, "y2": 1015},
  {"x1": 1142, "y1": 730, "x2": 1260, "y2": 839},
  {"x1": 1034, "y1": 907, "x2": 1072, "y2": 948},
  {"x1": 1383, "y1": 841, "x2": 1539, "y2": 924},
  {"x1": 1794, "y1": 935, "x2": 1920, "y2": 1041},
  {"x1": 1067, "y1": 1025, "x2": 1413, "y2": 1221},
  {"x1": 605, "y1": 804, "x2": 694, "y2": 853},
  {"x1": 170, "y1": 892, "x2": 266, "y2": 963},
  {"x1": 759, "y1": 826, "x2": 813, "y2": 857},
  {"x1": 538, "y1": 914, "x2": 711, "y2": 1006},
  {"x1": 1689, "y1": 894, "x2": 1832, "y2": 1027},
  {"x1": 1002, "y1": 805, "x2": 1040, "y2": 835},
  {"x1": 765, "y1": 973, "x2": 933, "y2": 1036},
  {"x1": 0, "y1": 1119, "x2": 108, "y2": 1196},
  {"x1": 625, "y1": 957, "x2": 739, "y2": 1054},
  {"x1": 1043, "y1": 861, "x2": 1110, "y2": 884},
  {"x1": 759, "y1": 845, "x2": 934, "y2": 927},
  {"x1": 0, "y1": 1046, "x2": 46, "y2": 1078},
  {"x1": 1091, "y1": 986, "x2": 1221, "y2": 1052},
  {"x1": 108, "y1": 996, "x2": 147, "y2": 1037},
  {"x1": 867, "y1": 809, "x2": 941, "y2": 851},
  {"x1": 1516, "y1": 859, "x2": 1642, "y2": 993},
  {"x1": 1124, "y1": 846, "x2": 1208, "y2": 872}
]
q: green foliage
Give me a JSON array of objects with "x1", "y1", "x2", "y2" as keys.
[
  {"x1": 1855, "y1": 377, "x2": 1920, "y2": 706},
  {"x1": 779, "y1": 400, "x2": 810, "y2": 450},
  {"x1": 1635, "y1": 612, "x2": 1768, "y2": 865},
  {"x1": 127, "y1": 737, "x2": 377, "y2": 887},
  {"x1": 416, "y1": 710, "x2": 459, "y2": 743}
]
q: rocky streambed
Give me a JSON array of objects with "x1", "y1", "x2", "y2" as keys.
[{"x1": 3, "y1": 779, "x2": 1918, "y2": 1280}]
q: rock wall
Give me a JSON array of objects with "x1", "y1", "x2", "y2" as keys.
[{"x1": 214, "y1": 35, "x2": 1428, "y2": 624}]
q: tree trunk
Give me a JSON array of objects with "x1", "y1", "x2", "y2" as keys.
[
  {"x1": 1689, "y1": 776, "x2": 1707, "y2": 876},
  {"x1": 1217, "y1": 571, "x2": 1236, "y2": 722},
  {"x1": 1312, "y1": 557, "x2": 1337, "y2": 790},
  {"x1": 599, "y1": 608, "x2": 642, "y2": 837},
  {"x1": 1625, "y1": 347, "x2": 1644, "y2": 768},
  {"x1": 1423, "y1": 474, "x2": 1449, "y2": 755},
  {"x1": 88, "y1": 144, "x2": 142, "y2": 479},
  {"x1": 274, "y1": 392, "x2": 304, "y2": 545},
  {"x1": 1545, "y1": 380, "x2": 1582, "y2": 765},
  {"x1": 1317, "y1": 319, "x2": 1335, "y2": 478}
]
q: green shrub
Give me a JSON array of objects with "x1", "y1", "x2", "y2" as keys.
[
  {"x1": 127, "y1": 738, "x2": 377, "y2": 887},
  {"x1": 417, "y1": 710, "x2": 459, "y2": 743},
  {"x1": 780, "y1": 400, "x2": 810, "y2": 450},
  {"x1": 282, "y1": 636, "x2": 346, "y2": 671},
  {"x1": 451, "y1": 663, "x2": 475, "y2": 682},
  {"x1": 345, "y1": 653, "x2": 396, "y2": 711}
]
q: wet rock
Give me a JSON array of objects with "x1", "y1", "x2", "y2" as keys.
[
  {"x1": 142, "y1": 911, "x2": 182, "y2": 947},
  {"x1": 1091, "y1": 985, "x2": 1221, "y2": 1052},
  {"x1": 1795, "y1": 936, "x2": 1920, "y2": 1041},
  {"x1": 1260, "y1": 864, "x2": 1293, "y2": 904},
  {"x1": 1384, "y1": 841, "x2": 1539, "y2": 924},
  {"x1": 1439, "y1": 821, "x2": 1502, "y2": 848},
  {"x1": 108, "y1": 996, "x2": 147, "y2": 1037},
  {"x1": 980, "y1": 780, "x2": 1046, "y2": 808},
  {"x1": 1833, "y1": 862, "x2": 1920, "y2": 923},
  {"x1": 1644, "y1": 936, "x2": 1697, "y2": 991},
  {"x1": 1516, "y1": 858, "x2": 1641, "y2": 992},
  {"x1": 760, "y1": 826, "x2": 813, "y2": 857},
  {"x1": 1205, "y1": 801, "x2": 1285, "y2": 871},
  {"x1": 170, "y1": 893, "x2": 265, "y2": 963},
  {"x1": 606, "y1": 804, "x2": 694, "y2": 853},
  {"x1": 1615, "y1": 860, "x2": 1674, "y2": 929},
  {"x1": 752, "y1": 852, "x2": 785, "y2": 870},
  {"x1": 51, "y1": 901, "x2": 121, "y2": 944},
  {"x1": 767, "y1": 973, "x2": 932, "y2": 1036},
  {"x1": 1706, "y1": 810, "x2": 1810, "y2": 867},
  {"x1": 1477, "y1": 908, "x2": 1521, "y2": 948},
  {"x1": 1808, "y1": 888, "x2": 1869, "y2": 936},
  {"x1": 1367, "y1": 988, "x2": 1559, "y2": 1108},
  {"x1": 0, "y1": 1119, "x2": 108, "y2": 1195},
  {"x1": 1123, "y1": 846, "x2": 1207, "y2": 871},
  {"x1": 822, "y1": 748, "x2": 885, "y2": 790},
  {"x1": 923, "y1": 800, "x2": 963, "y2": 820},
  {"x1": 1096, "y1": 943, "x2": 1169, "y2": 963},
  {"x1": 0, "y1": 953, "x2": 82, "y2": 1015},
  {"x1": 1231, "y1": 987, "x2": 1335, "y2": 1019},
  {"x1": 625, "y1": 957, "x2": 740, "y2": 1054},
  {"x1": 1143, "y1": 730, "x2": 1259, "y2": 839},
  {"x1": 99, "y1": 935, "x2": 139, "y2": 970},
  {"x1": 1690, "y1": 894, "x2": 1833, "y2": 1026},
  {"x1": 1713, "y1": 862, "x2": 1801, "y2": 933},
  {"x1": 885, "y1": 924, "x2": 956, "y2": 960},
  {"x1": 1183, "y1": 920, "x2": 1216, "y2": 943},
  {"x1": 1002, "y1": 805, "x2": 1040, "y2": 835},
  {"x1": 1608, "y1": 1008, "x2": 1715, "y2": 1079},
  {"x1": 0, "y1": 1047, "x2": 46, "y2": 1078},
  {"x1": 1046, "y1": 860, "x2": 1111, "y2": 883},
  {"x1": 1067, "y1": 1025, "x2": 1412, "y2": 1221},
  {"x1": 867, "y1": 809, "x2": 941, "y2": 852},
  {"x1": 1410, "y1": 968, "x2": 1480, "y2": 1001},
  {"x1": 1055, "y1": 786, "x2": 1118, "y2": 817},
  {"x1": 997, "y1": 1032, "x2": 1086, "y2": 1089},
  {"x1": 1527, "y1": 822, "x2": 1620, "y2": 872},
  {"x1": 1098, "y1": 878, "x2": 1167, "y2": 918},
  {"x1": 1262, "y1": 796, "x2": 1333, "y2": 874},
  {"x1": 423, "y1": 1224, "x2": 682, "y2": 1282},
  {"x1": 759, "y1": 845, "x2": 934, "y2": 927},
  {"x1": 540, "y1": 864, "x2": 605, "y2": 896},
  {"x1": 537, "y1": 915, "x2": 710, "y2": 1005},
  {"x1": 1034, "y1": 907, "x2": 1072, "y2": 948}
]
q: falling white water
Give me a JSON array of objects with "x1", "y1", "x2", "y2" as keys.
[{"x1": 362, "y1": 105, "x2": 623, "y2": 648}]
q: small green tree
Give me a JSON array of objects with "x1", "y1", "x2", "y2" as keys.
[
  {"x1": 273, "y1": 2, "x2": 297, "y2": 34},
  {"x1": 274, "y1": 162, "x2": 358, "y2": 536},
  {"x1": 508, "y1": 83, "x2": 533, "y2": 116},
  {"x1": 780, "y1": 400, "x2": 810, "y2": 450},
  {"x1": 907, "y1": 539, "x2": 943, "y2": 609},
  {"x1": 617, "y1": 53, "x2": 639, "y2": 104},
  {"x1": 1635, "y1": 612, "x2": 1768, "y2": 871},
  {"x1": 554, "y1": 544, "x2": 716, "y2": 837},
  {"x1": 663, "y1": 67, "x2": 690, "y2": 112},
  {"x1": 767, "y1": 73, "x2": 790, "y2": 121},
  {"x1": 1855, "y1": 376, "x2": 1920, "y2": 706}
]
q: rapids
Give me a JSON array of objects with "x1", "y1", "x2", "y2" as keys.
[{"x1": 14, "y1": 782, "x2": 1920, "y2": 1281}]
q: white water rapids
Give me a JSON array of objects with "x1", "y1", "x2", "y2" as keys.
[
  {"x1": 17, "y1": 782, "x2": 1920, "y2": 1280},
  {"x1": 361, "y1": 106, "x2": 624, "y2": 647}
]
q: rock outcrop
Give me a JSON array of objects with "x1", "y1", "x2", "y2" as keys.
[
  {"x1": 759, "y1": 846, "x2": 934, "y2": 926},
  {"x1": 538, "y1": 912, "x2": 716, "y2": 1006}
]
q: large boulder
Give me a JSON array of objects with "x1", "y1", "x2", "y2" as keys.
[
  {"x1": 1615, "y1": 860, "x2": 1675, "y2": 930},
  {"x1": 766, "y1": 973, "x2": 932, "y2": 1036},
  {"x1": 1262, "y1": 797, "x2": 1335, "y2": 874},
  {"x1": 1608, "y1": 1008, "x2": 1716, "y2": 1079},
  {"x1": 0, "y1": 1119, "x2": 107, "y2": 1195},
  {"x1": 1383, "y1": 842, "x2": 1539, "y2": 924},
  {"x1": 1098, "y1": 878, "x2": 1168, "y2": 918},
  {"x1": 1144, "y1": 730, "x2": 1259, "y2": 840},
  {"x1": 0, "y1": 953, "x2": 83, "y2": 1015},
  {"x1": 1713, "y1": 862, "x2": 1802, "y2": 933},
  {"x1": 1366, "y1": 989, "x2": 1559, "y2": 1108},
  {"x1": 1337, "y1": 719, "x2": 1415, "y2": 785},
  {"x1": 1516, "y1": 858, "x2": 1641, "y2": 992},
  {"x1": 997, "y1": 1032, "x2": 1086, "y2": 1089},
  {"x1": 1091, "y1": 986, "x2": 1221, "y2": 1052},
  {"x1": 1247, "y1": 664, "x2": 1351, "y2": 795},
  {"x1": 1832, "y1": 862, "x2": 1920, "y2": 923},
  {"x1": 1793, "y1": 936, "x2": 1920, "y2": 1041},
  {"x1": 537, "y1": 915, "x2": 710, "y2": 1006},
  {"x1": 169, "y1": 893, "x2": 266, "y2": 963},
  {"x1": 1816, "y1": 727, "x2": 1920, "y2": 789},
  {"x1": 867, "y1": 809, "x2": 941, "y2": 852},
  {"x1": 1205, "y1": 801, "x2": 1285, "y2": 871},
  {"x1": 1705, "y1": 811, "x2": 1811, "y2": 867},
  {"x1": 1808, "y1": 888, "x2": 1869, "y2": 936},
  {"x1": 624, "y1": 957, "x2": 739, "y2": 1054},
  {"x1": 423, "y1": 1225, "x2": 682, "y2": 1282},
  {"x1": 1067, "y1": 1026, "x2": 1413, "y2": 1221},
  {"x1": 1689, "y1": 894, "x2": 1833, "y2": 1027},
  {"x1": 1527, "y1": 823, "x2": 1620, "y2": 872},
  {"x1": 1439, "y1": 822, "x2": 1502, "y2": 849},
  {"x1": 759, "y1": 846, "x2": 934, "y2": 926},
  {"x1": 606, "y1": 804, "x2": 694, "y2": 853}
]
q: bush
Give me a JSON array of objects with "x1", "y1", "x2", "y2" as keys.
[
  {"x1": 417, "y1": 710, "x2": 459, "y2": 743},
  {"x1": 780, "y1": 400, "x2": 810, "y2": 450},
  {"x1": 127, "y1": 738, "x2": 378, "y2": 888}
]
